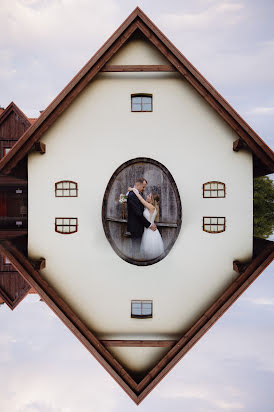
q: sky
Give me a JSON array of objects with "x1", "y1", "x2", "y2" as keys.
[{"x1": 0, "y1": 0, "x2": 274, "y2": 411}]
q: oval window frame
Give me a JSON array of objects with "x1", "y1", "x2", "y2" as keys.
[{"x1": 102, "y1": 157, "x2": 182, "y2": 266}]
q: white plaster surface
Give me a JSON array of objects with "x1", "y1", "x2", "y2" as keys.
[{"x1": 28, "y1": 36, "x2": 253, "y2": 372}]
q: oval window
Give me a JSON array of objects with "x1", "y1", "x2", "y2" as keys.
[{"x1": 102, "y1": 158, "x2": 182, "y2": 266}]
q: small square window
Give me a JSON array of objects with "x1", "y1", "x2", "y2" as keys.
[
  {"x1": 131, "y1": 95, "x2": 152, "y2": 112},
  {"x1": 131, "y1": 300, "x2": 152, "y2": 318}
]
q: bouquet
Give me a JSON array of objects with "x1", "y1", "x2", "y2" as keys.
[
  {"x1": 119, "y1": 194, "x2": 127, "y2": 204},
  {"x1": 119, "y1": 194, "x2": 127, "y2": 219}
]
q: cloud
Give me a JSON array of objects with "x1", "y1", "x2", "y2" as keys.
[
  {"x1": 242, "y1": 296, "x2": 274, "y2": 305},
  {"x1": 247, "y1": 107, "x2": 274, "y2": 116},
  {"x1": 158, "y1": 2, "x2": 245, "y2": 30}
]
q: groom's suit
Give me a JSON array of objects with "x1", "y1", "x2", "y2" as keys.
[{"x1": 127, "y1": 191, "x2": 151, "y2": 239}]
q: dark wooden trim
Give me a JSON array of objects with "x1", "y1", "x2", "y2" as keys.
[
  {"x1": 233, "y1": 260, "x2": 250, "y2": 274},
  {"x1": 0, "y1": 237, "x2": 273, "y2": 404},
  {"x1": 233, "y1": 138, "x2": 246, "y2": 152},
  {"x1": 33, "y1": 141, "x2": 46, "y2": 154},
  {"x1": 0, "y1": 174, "x2": 27, "y2": 186},
  {"x1": 29, "y1": 257, "x2": 46, "y2": 271},
  {"x1": 0, "y1": 8, "x2": 273, "y2": 175},
  {"x1": 135, "y1": 240, "x2": 274, "y2": 403},
  {"x1": 0, "y1": 102, "x2": 31, "y2": 128},
  {"x1": 0, "y1": 281, "x2": 30, "y2": 310},
  {"x1": 0, "y1": 19, "x2": 140, "y2": 175},
  {"x1": 106, "y1": 217, "x2": 178, "y2": 228},
  {"x1": 0, "y1": 230, "x2": 28, "y2": 240},
  {"x1": 102, "y1": 157, "x2": 182, "y2": 266},
  {"x1": 101, "y1": 340, "x2": 177, "y2": 347},
  {"x1": 0, "y1": 240, "x2": 139, "y2": 401},
  {"x1": 101, "y1": 64, "x2": 176, "y2": 72}
]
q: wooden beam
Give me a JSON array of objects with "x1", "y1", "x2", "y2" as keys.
[
  {"x1": 0, "y1": 240, "x2": 138, "y2": 401},
  {"x1": 101, "y1": 340, "x2": 177, "y2": 347},
  {"x1": 33, "y1": 141, "x2": 46, "y2": 154},
  {"x1": 0, "y1": 230, "x2": 27, "y2": 240},
  {"x1": 106, "y1": 217, "x2": 178, "y2": 228},
  {"x1": 136, "y1": 240, "x2": 274, "y2": 400},
  {"x1": 29, "y1": 257, "x2": 46, "y2": 271},
  {"x1": 101, "y1": 64, "x2": 176, "y2": 72},
  {"x1": 233, "y1": 260, "x2": 250, "y2": 274},
  {"x1": 233, "y1": 138, "x2": 246, "y2": 152}
]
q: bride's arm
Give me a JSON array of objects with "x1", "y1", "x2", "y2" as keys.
[{"x1": 128, "y1": 187, "x2": 155, "y2": 212}]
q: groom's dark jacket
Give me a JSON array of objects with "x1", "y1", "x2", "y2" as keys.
[{"x1": 127, "y1": 191, "x2": 151, "y2": 238}]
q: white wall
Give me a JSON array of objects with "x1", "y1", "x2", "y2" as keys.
[{"x1": 28, "y1": 36, "x2": 253, "y2": 373}]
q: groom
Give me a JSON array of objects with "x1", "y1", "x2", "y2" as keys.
[{"x1": 127, "y1": 178, "x2": 157, "y2": 257}]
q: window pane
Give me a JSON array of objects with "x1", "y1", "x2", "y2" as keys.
[
  {"x1": 63, "y1": 226, "x2": 69, "y2": 233},
  {"x1": 142, "y1": 303, "x2": 152, "y2": 315},
  {"x1": 70, "y1": 189, "x2": 77, "y2": 196},
  {"x1": 132, "y1": 302, "x2": 142, "y2": 315},
  {"x1": 211, "y1": 190, "x2": 217, "y2": 197},
  {"x1": 56, "y1": 219, "x2": 63, "y2": 225},
  {"x1": 204, "y1": 218, "x2": 210, "y2": 224},
  {"x1": 70, "y1": 219, "x2": 77, "y2": 225},
  {"x1": 218, "y1": 190, "x2": 225, "y2": 197},
  {"x1": 204, "y1": 184, "x2": 211, "y2": 190},
  {"x1": 63, "y1": 182, "x2": 69, "y2": 188},
  {"x1": 63, "y1": 190, "x2": 70, "y2": 196},
  {"x1": 218, "y1": 225, "x2": 224, "y2": 232},
  {"x1": 218, "y1": 183, "x2": 224, "y2": 189},
  {"x1": 204, "y1": 225, "x2": 211, "y2": 231},
  {"x1": 211, "y1": 183, "x2": 217, "y2": 189},
  {"x1": 211, "y1": 218, "x2": 217, "y2": 224},
  {"x1": 56, "y1": 182, "x2": 62, "y2": 189},
  {"x1": 69, "y1": 182, "x2": 76, "y2": 189},
  {"x1": 69, "y1": 225, "x2": 76, "y2": 232},
  {"x1": 56, "y1": 225, "x2": 63, "y2": 233},
  {"x1": 132, "y1": 96, "x2": 141, "y2": 104},
  {"x1": 211, "y1": 225, "x2": 217, "y2": 232},
  {"x1": 142, "y1": 103, "x2": 152, "y2": 111},
  {"x1": 142, "y1": 97, "x2": 151, "y2": 104},
  {"x1": 218, "y1": 218, "x2": 225, "y2": 224},
  {"x1": 204, "y1": 191, "x2": 210, "y2": 197},
  {"x1": 132, "y1": 103, "x2": 142, "y2": 111},
  {"x1": 56, "y1": 189, "x2": 63, "y2": 196}
]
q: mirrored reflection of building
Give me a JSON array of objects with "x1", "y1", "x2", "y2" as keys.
[{"x1": 0, "y1": 8, "x2": 273, "y2": 405}]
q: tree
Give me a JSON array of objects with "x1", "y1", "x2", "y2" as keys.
[{"x1": 254, "y1": 176, "x2": 274, "y2": 239}]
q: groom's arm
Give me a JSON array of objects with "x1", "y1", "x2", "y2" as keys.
[{"x1": 127, "y1": 193, "x2": 151, "y2": 228}]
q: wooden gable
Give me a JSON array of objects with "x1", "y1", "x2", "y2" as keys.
[{"x1": 0, "y1": 8, "x2": 273, "y2": 177}]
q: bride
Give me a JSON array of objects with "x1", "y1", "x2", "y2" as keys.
[{"x1": 128, "y1": 187, "x2": 164, "y2": 260}]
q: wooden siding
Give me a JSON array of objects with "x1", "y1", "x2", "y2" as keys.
[{"x1": 0, "y1": 103, "x2": 31, "y2": 309}]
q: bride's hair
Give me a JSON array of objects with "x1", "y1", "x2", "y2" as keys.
[{"x1": 151, "y1": 193, "x2": 160, "y2": 222}]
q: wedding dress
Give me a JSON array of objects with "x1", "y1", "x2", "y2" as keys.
[{"x1": 140, "y1": 207, "x2": 164, "y2": 260}]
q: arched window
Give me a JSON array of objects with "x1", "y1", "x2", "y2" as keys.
[
  {"x1": 203, "y1": 181, "x2": 225, "y2": 198},
  {"x1": 55, "y1": 218, "x2": 78, "y2": 234},
  {"x1": 55, "y1": 181, "x2": 78, "y2": 197},
  {"x1": 203, "y1": 217, "x2": 225, "y2": 233},
  {"x1": 131, "y1": 94, "x2": 152, "y2": 112}
]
